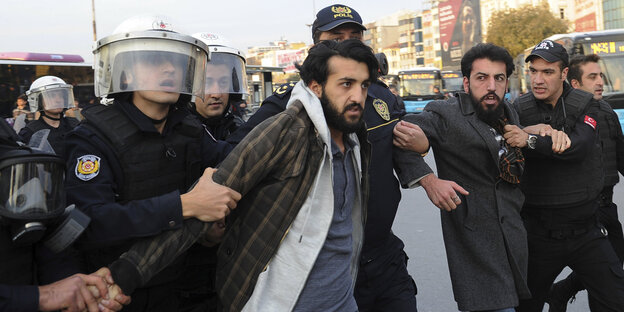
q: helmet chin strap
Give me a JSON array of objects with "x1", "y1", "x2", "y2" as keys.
[{"x1": 41, "y1": 111, "x2": 62, "y2": 121}]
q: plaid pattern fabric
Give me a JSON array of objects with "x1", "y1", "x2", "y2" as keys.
[{"x1": 494, "y1": 117, "x2": 524, "y2": 184}]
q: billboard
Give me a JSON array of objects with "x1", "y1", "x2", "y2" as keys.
[
  {"x1": 276, "y1": 49, "x2": 306, "y2": 73},
  {"x1": 574, "y1": 0, "x2": 598, "y2": 32},
  {"x1": 439, "y1": 0, "x2": 481, "y2": 69}
]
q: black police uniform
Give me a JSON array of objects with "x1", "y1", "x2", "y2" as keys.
[
  {"x1": 514, "y1": 83, "x2": 624, "y2": 311},
  {"x1": 190, "y1": 106, "x2": 243, "y2": 141},
  {"x1": 0, "y1": 119, "x2": 82, "y2": 312},
  {"x1": 64, "y1": 98, "x2": 231, "y2": 312},
  {"x1": 228, "y1": 80, "x2": 422, "y2": 311},
  {"x1": 18, "y1": 115, "x2": 79, "y2": 158}
]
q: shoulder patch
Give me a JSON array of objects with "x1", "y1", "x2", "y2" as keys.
[
  {"x1": 273, "y1": 82, "x2": 296, "y2": 99},
  {"x1": 75, "y1": 155, "x2": 100, "y2": 181},
  {"x1": 584, "y1": 115, "x2": 597, "y2": 130},
  {"x1": 373, "y1": 99, "x2": 391, "y2": 121}
]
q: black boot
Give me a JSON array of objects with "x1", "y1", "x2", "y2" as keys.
[{"x1": 547, "y1": 273, "x2": 584, "y2": 312}]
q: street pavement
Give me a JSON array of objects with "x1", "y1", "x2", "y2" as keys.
[{"x1": 392, "y1": 152, "x2": 624, "y2": 311}]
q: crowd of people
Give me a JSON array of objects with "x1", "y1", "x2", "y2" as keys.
[{"x1": 1, "y1": 3, "x2": 623, "y2": 312}]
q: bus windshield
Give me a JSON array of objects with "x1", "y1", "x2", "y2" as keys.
[
  {"x1": 601, "y1": 56, "x2": 624, "y2": 95},
  {"x1": 401, "y1": 78, "x2": 440, "y2": 96}
]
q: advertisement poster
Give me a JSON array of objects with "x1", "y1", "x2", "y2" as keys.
[{"x1": 439, "y1": 0, "x2": 481, "y2": 69}]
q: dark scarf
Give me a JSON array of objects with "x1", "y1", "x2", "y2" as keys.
[{"x1": 493, "y1": 116, "x2": 525, "y2": 184}]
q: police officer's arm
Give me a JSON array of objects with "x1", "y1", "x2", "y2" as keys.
[
  {"x1": 0, "y1": 284, "x2": 39, "y2": 312},
  {"x1": 525, "y1": 103, "x2": 600, "y2": 161},
  {"x1": 16, "y1": 126, "x2": 33, "y2": 145},
  {"x1": 65, "y1": 129, "x2": 186, "y2": 246}
]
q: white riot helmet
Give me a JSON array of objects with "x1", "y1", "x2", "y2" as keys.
[
  {"x1": 192, "y1": 33, "x2": 248, "y2": 99},
  {"x1": 25, "y1": 76, "x2": 75, "y2": 113},
  {"x1": 93, "y1": 14, "x2": 209, "y2": 100}
]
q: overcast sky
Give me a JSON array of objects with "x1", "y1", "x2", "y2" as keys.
[{"x1": 1, "y1": 0, "x2": 426, "y2": 61}]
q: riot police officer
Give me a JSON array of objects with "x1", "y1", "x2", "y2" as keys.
[
  {"x1": 0, "y1": 119, "x2": 130, "y2": 312},
  {"x1": 227, "y1": 4, "x2": 431, "y2": 311},
  {"x1": 64, "y1": 14, "x2": 240, "y2": 311},
  {"x1": 18, "y1": 76, "x2": 79, "y2": 158},
  {"x1": 546, "y1": 53, "x2": 624, "y2": 311},
  {"x1": 511, "y1": 40, "x2": 624, "y2": 311},
  {"x1": 189, "y1": 32, "x2": 247, "y2": 140}
]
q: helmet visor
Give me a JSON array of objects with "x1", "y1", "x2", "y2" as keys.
[
  {"x1": 27, "y1": 84, "x2": 75, "y2": 113},
  {"x1": 94, "y1": 37, "x2": 207, "y2": 99},
  {"x1": 0, "y1": 157, "x2": 65, "y2": 220},
  {"x1": 204, "y1": 53, "x2": 248, "y2": 97}
]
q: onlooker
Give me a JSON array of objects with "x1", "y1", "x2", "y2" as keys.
[{"x1": 12, "y1": 94, "x2": 34, "y2": 121}]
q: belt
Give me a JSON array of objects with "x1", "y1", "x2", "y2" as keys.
[{"x1": 525, "y1": 217, "x2": 597, "y2": 240}]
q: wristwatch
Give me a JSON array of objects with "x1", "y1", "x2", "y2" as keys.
[{"x1": 526, "y1": 134, "x2": 537, "y2": 149}]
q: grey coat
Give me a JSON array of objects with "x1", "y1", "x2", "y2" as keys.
[{"x1": 402, "y1": 93, "x2": 530, "y2": 311}]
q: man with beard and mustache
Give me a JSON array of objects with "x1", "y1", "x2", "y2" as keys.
[
  {"x1": 101, "y1": 39, "x2": 378, "y2": 311},
  {"x1": 509, "y1": 41, "x2": 624, "y2": 311},
  {"x1": 396, "y1": 43, "x2": 554, "y2": 311}
]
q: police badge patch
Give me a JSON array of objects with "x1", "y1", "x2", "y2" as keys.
[
  {"x1": 75, "y1": 155, "x2": 100, "y2": 181},
  {"x1": 373, "y1": 99, "x2": 390, "y2": 121}
]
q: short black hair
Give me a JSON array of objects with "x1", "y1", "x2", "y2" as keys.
[
  {"x1": 461, "y1": 43, "x2": 515, "y2": 78},
  {"x1": 17, "y1": 94, "x2": 27, "y2": 101},
  {"x1": 297, "y1": 39, "x2": 378, "y2": 87},
  {"x1": 567, "y1": 54, "x2": 601, "y2": 84}
]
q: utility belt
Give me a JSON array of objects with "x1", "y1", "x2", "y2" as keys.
[
  {"x1": 599, "y1": 186, "x2": 614, "y2": 207},
  {"x1": 523, "y1": 213, "x2": 603, "y2": 240}
]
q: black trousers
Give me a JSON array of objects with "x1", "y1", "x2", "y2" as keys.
[
  {"x1": 354, "y1": 248, "x2": 418, "y2": 312},
  {"x1": 517, "y1": 219, "x2": 624, "y2": 312}
]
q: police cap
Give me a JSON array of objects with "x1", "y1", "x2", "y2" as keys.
[
  {"x1": 312, "y1": 4, "x2": 366, "y2": 36},
  {"x1": 525, "y1": 39, "x2": 569, "y2": 67}
]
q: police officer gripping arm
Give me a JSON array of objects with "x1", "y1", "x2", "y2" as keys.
[
  {"x1": 64, "y1": 15, "x2": 240, "y2": 311},
  {"x1": 0, "y1": 120, "x2": 130, "y2": 312}
]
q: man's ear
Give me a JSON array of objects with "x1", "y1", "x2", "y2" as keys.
[
  {"x1": 463, "y1": 76, "x2": 470, "y2": 93},
  {"x1": 570, "y1": 79, "x2": 581, "y2": 88},
  {"x1": 308, "y1": 80, "x2": 323, "y2": 98}
]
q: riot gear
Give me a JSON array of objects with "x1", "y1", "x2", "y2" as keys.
[
  {"x1": 93, "y1": 15, "x2": 209, "y2": 100},
  {"x1": 25, "y1": 76, "x2": 75, "y2": 112}
]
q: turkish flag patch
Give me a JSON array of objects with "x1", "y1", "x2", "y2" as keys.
[{"x1": 584, "y1": 115, "x2": 597, "y2": 130}]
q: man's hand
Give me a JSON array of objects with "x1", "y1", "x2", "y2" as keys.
[
  {"x1": 419, "y1": 174, "x2": 469, "y2": 212},
  {"x1": 503, "y1": 125, "x2": 529, "y2": 148},
  {"x1": 550, "y1": 129, "x2": 571, "y2": 154},
  {"x1": 38, "y1": 273, "x2": 108, "y2": 312},
  {"x1": 523, "y1": 123, "x2": 554, "y2": 136},
  {"x1": 89, "y1": 268, "x2": 131, "y2": 311},
  {"x1": 181, "y1": 168, "x2": 242, "y2": 222},
  {"x1": 393, "y1": 120, "x2": 429, "y2": 153}
]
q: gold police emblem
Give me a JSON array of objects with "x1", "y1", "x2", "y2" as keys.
[
  {"x1": 373, "y1": 99, "x2": 390, "y2": 121},
  {"x1": 331, "y1": 6, "x2": 353, "y2": 18},
  {"x1": 275, "y1": 82, "x2": 296, "y2": 95}
]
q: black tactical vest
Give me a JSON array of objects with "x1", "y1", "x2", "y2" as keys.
[
  {"x1": 0, "y1": 226, "x2": 34, "y2": 285},
  {"x1": 597, "y1": 100, "x2": 620, "y2": 187},
  {"x1": 24, "y1": 117, "x2": 78, "y2": 157},
  {"x1": 80, "y1": 102, "x2": 203, "y2": 285},
  {"x1": 516, "y1": 90, "x2": 603, "y2": 207},
  {"x1": 82, "y1": 103, "x2": 202, "y2": 202}
]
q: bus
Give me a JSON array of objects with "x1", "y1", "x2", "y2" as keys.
[
  {"x1": 441, "y1": 70, "x2": 463, "y2": 97},
  {"x1": 512, "y1": 29, "x2": 624, "y2": 131},
  {"x1": 398, "y1": 67, "x2": 445, "y2": 113},
  {"x1": 0, "y1": 52, "x2": 95, "y2": 118}
]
